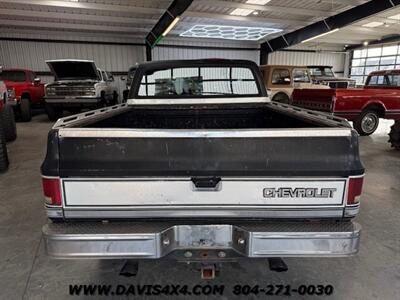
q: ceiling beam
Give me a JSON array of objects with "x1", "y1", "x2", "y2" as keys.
[
  {"x1": 261, "y1": 0, "x2": 400, "y2": 55},
  {"x1": 195, "y1": 0, "x2": 330, "y2": 17},
  {"x1": 146, "y1": 0, "x2": 193, "y2": 48}
]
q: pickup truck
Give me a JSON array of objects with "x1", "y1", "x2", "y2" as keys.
[
  {"x1": 260, "y1": 65, "x2": 329, "y2": 103},
  {"x1": 41, "y1": 59, "x2": 364, "y2": 277},
  {"x1": 44, "y1": 60, "x2": 119, "y2": 121},
  {"x1": 0, "y1": 68, "x2": 45, "y2": 122},
  {"x1": 292, "y1": 69, "x2": 400, "y2": 136},
  {"x1": 308, "y1": 65, "x2": 356, "y2": 89}
]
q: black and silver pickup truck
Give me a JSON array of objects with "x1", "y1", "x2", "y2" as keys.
[{"x1": 41, "y1": 59, "x2": 364, "y2": 275}]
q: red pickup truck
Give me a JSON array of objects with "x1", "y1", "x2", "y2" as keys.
[
  {"x1": 292, "y1": 69, "x2": 400, "y2": 137},
  {"x1": 0, "y1": 68, "x2": 45, "y2": 122}
]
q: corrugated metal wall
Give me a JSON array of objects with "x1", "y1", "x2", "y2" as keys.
[
  {"x1": 0, "y1": 40, "x2": 145, "y2": 94},
  {"x1": 268, "y1": 51, "x2": 346, "y2": 75},
  {"x1": 154, "y1": 40, "x2": 259, "y2": 63}
]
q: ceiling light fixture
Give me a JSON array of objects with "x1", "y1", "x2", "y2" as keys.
[
  {"x1": 162, "y1": 17, "x2": 180, "y2": 37},
  {"x1": 362, "y1": 22, "x2": 384, "y2": 28},
  {"x1": 246, "y1": 0, "x2": 272, "y2": 4},
  {"x1": 230, "y1": 8, "x2": 254, "y2": 16},
  {"x1": 363, "y1": 41, "x2": 369, "y2": 46},
  {"x1": 180, "y1": 24, "x2": 282, "y2": 41},
  {"x1": 301, "y1": 28, "x2": 339, "y2": 43}
]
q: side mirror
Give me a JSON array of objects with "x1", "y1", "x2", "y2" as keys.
[{"x1": 34, "y1": 77, "x2": 41, "y2": 85}]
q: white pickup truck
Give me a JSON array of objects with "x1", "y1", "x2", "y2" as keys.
[
  {"x1": 41, "y1": 59, "x2": 364, "y2": 277},
  {"x1": 44, "y1": 59, "x2": 119, "y2": 120}
]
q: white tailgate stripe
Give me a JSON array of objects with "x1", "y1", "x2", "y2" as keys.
[{"x1": 63, "y1": 180, "x2": 346, "y2": 207}]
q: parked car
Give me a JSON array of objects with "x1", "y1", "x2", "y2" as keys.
[
  {"x1": 0, "y1": 68, "x2": 45, "y2": 122},
  {"x1": 259, "y1": 65, "x2": 329, "y2": 103},
  {"x1": 308, "y1": 65, "x2": 356, "y2": 88},
  {"x1": 41, "y1": 59, "x2": 364, "y2": 277},
  {"x1": 0, "y1": 81, "x2": 17, "y2": 172},
  {"x1": 44, "y1": 59, "x2": 119, "y2": 120},
  {"x1": 122, "y1": 66, "x2": 137, "y2": 102},
  {"x1": 292, "y1": 69, "x2": 400, "y2": 136}
]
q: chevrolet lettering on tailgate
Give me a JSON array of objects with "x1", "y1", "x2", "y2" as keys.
[{"x1": 264, "y1": 187, "x2": 337, "y2": 198}]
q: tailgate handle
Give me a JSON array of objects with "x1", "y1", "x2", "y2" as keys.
[{"x1": 191, "y1": 177, "x2": 221, "y2": 191}]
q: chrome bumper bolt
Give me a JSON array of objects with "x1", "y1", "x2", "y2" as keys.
[
  {"x1": 163, "y1": 238, "x2": 170, "y2": 246},
  {"x1": 238, "y1": 238, "x2": 245, "y2": 245},
  {"x1": 218, "y1": 251, "x2": 226, "y2": 258}
]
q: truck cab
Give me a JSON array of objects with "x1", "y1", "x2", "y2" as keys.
[
  {"x1": 260, "y1": 65, "x2": 328, "y2": 103},
  {"x1": 44, "y1": 59, "x2": 119, "y2": 121},
  {"x1": 0, "y1": 68, "x2": 45, "y2": 122}
]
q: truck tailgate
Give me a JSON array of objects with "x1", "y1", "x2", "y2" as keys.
[{"x1": 42, "y1": 125, "x2": 363, "y2": 220}]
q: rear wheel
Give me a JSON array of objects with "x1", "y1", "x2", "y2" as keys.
[
  {"x1": 272, "y1": 92, "x2": 290, "y2": 104},
  {"x1": 0, "y1": 114, "x2": 9, "y2": 173},
  {"x1": 111, "y1": 91, "x2": 119, "y2": 105},
  {"x1": 353, "y1": 110, "x2": 380, "y2": 136},
  {"x1": 1, "y1": 104, "x2": 17, "y2": 142},
  {"x1": 20, "y1": 97, "x2": 32, "y2": 122},
  {"x1": 389, "y1": 120, "x2": 400, "y2": 150},
  {"x1": 45, "y1": 103, "x2": 63, "y2": 121}
]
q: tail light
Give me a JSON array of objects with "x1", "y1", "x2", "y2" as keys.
[
  {"x1": 347, "y1": 176, "x2": 364, "y2": 205},
  {"x1": 42, "y1": 177, "x2": 62, "y2": 206}
]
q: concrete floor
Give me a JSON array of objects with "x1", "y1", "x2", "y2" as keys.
[{"x1": 0, "y1": 113, "x2": 399, "y2": 300}]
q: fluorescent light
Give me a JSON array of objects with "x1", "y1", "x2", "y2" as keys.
[
  {"x1": 246, "y1": 0, "x2": 272, "y2": 4},
  {"x1": 230, "y1": 8, "x2": 254, "y2": 16},
  {"x1": 362, "y1": 22, "x2": 383, "y2": 28},
  {"x1": 389, "y1": 13, "x2": 400, "y2": 20},
  {"x1": 162, "y1": 17, "x2": 180, "y2": 37},
  {"x1": 180, "y1": 24, "x2": 282, "y2": 41},
  {"x1": 301, "y1": 28, "x2": 339, "y2": 43}
]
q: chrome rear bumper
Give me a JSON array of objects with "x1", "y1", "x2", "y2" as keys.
[{"x1": 43, "y1": 221, "x2": 361, "y2": 259}]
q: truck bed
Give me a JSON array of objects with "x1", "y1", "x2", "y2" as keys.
[{"x1": 44, "y1": 102, "x2": 361, "y2": 178}]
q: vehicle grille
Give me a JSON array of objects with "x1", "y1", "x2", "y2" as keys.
[
  {"x1": 328, "y1": 82, "x2": 349, "y2": 89},
  {"x1": 47, "y1": 86, "x2": 96, "y2": 97}
]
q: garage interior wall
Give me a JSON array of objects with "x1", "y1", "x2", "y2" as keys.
[
  {"x1": 268, "y1": 50, "x2": 347, "y2": 76},
  {"x1": 0, "y1": 38, "x2": 262, "y2": 96},
  {"x1": 0, "y1": 39, "x2": 144, "y2": 95},
  {"x1": 154, "y1": 40, "x2": 260, "y2": 63}
]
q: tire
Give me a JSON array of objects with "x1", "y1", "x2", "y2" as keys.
[
  {"x1": 112, "y1": 91, "x2": 119, "y2": 105},
  {"x1": 20, "y1": 97, "x2": 32, "y2": 122},
  {"x1": 389, "y1": 120, "x2": 400, "y2": 150},
  {"x1": 123, "y1": 90, "x2": 129, "y2": 102},
  {"x1": 0, "y1": 114, "x2": 9, "y2": 173},
  {"x1": 45, "y1": 103, "x2": 63, "y2": 121},
  {"x1": 353, "y1": 110, "x2": 380, "y2": 136},
  {"x1": 272, "y1": 92, "x2": 290, "y2": 104},
  {"x1": 1, "y1": 104, "x2": 17, "y2": 142}
]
